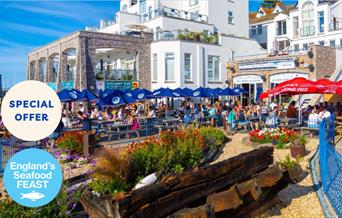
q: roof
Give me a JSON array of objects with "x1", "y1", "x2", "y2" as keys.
[{"x1": 249, "y1": 4, "x2": 296, "y2": 24}]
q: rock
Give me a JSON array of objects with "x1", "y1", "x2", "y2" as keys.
[
  {"x1": 255, "y1": 164, "x2": 283, "y2": 188},
  {"x1": 170, "y1": 205, "x2": 215, "y2": 218},
  {"x1": 207, "y1": 185, "x2": 243, "y2": 212},
  {"x1": 288, "y1": 165, "x2": 303, "y2": 183}
]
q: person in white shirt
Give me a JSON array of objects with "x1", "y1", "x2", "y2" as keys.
[
  {"x1": 308, "y1": 108, "x2": 321, "y2": 129},
  {"x1": 319, "y1": 106, "x2": 331, "y2": 120}
]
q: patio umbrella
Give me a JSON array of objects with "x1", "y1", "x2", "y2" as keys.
[
  {"x1": 191, "y1": 87, "x2": 215, "y2": 98},
  {"x1": 132, "y1": 88, "x2": 153, "y2": 100},
  {"x1": 219, "y1": 87, "x2": 240, "y2": 96},
  {"x1": 150, "y1": 88, "x2": 184, "y2": 98},
  {"x1": 57, "y1": 89, "x2": 81, "y2": 102},
  {"x1": 98, "y1": 90, "x2": 136, "y2": 107},
  {"x1": 182, "y1": 87, "x2": 194, "y2": 97},
  {"x1": 78, "y1": 89, "x2": 98, "y2": 102},
  {"x1": 232, "y1": 87, "x2": 248, "y2": 94},
  {"x1": 260, "y1": 77, "x2": 317, "y2": 98}
]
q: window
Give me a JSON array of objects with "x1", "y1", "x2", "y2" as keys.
[
  {"x1": 152, "y1": 53, "x2": 158, "y2": 81},
  {"x1": 319, "y1": 40, "x2": 325, "y2": 46},
  {"x1": 122, "y1": 4, "x2": 128, "y2": 12},
  {"x1": 208, "y1": 56, "x2": 220, "y2": 82},
  {"x1": 303, "y1": 43, "x2": 309, "y2": 50},
  {"x1": 139, "y1": 0, "x2": 146, "y2": 14},
  {"x1": 293, "y1": 16, "x2": 299, "y2": 37},
  {"x1": 251, "y1": 25, "x2": 262, "y2": 36},
  {"x1": 330, "y1": 40, "x2": 336, "y2": 48},
  {"x1": 278, "y1": 40, "x2": 290, "y2": 51},
  {"x1": 340, "y1": 39, "x2": 342, "y2": 48},
  {"x1": 276, "y1": 20, "x2": 287, "y2": 35},
  {"x1": 318, "y1": 11, "x2": 324, "y2": 33},
  {"x1": 228, "y1": 11, "x2": 234, "y2": 24},
  {"x1": 190, "y1": 0, "x2": 199, "y2": 6},
  {"x1": 301, "y1": 1, "x2": 315, "y2": 36},
  {"x1": 165, "y1": 53, "x2": 175, "y2": 81},
  {"x1": 294, "y1": 44, "x2": 299, "y2": 51},
  {"x1": 184, "y1": 53, "x2": 192, "y2": 81},
  {"x1": 257, "y1": 25, "x2": 262, "y2": 34}
]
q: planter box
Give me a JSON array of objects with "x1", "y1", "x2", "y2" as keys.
[{"x1": 80, "y1": 146, "x2": 293, "y2": 217}]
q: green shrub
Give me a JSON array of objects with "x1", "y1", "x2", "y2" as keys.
[
  {"x1": 89, "y1": 178, "x2": 127, "y2": 196},
  {"x1": 199, "y1": 127, "x2": 226, "y2": 150},
  {"x1": 277, "y1": 155, "x2": 300, "y2": 169}
]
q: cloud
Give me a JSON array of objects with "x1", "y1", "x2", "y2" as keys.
[
  {"x1": 10, "y1": 1, "x2": 114, "y2": 23},
  {"x1": 2, "y1": 22, "x2": 67, "y2": 37}
]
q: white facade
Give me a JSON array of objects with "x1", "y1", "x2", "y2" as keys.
[
  {"x1": 250, "y1": 0, "x2": 342, "y2": 53},
  {"x1": 89, "y1": 0, "x2": 264, "y2": 90}
]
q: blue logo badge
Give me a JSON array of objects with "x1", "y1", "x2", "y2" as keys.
[{"x1": 3, "y1": 148, "x2": 63, "y2": 207}]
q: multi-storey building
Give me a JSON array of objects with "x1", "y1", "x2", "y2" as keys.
[
  {"x1": 89, "y1": 0, "x2": 265, "y2": 90},
  {"x1": 250, "y1": 0, "x2": 342, "y2": 53}
]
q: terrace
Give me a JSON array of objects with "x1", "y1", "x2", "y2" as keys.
[
  {"x1": 154, "y1": 30, "x2": 219, "y2": 45},
  {"x1": 140, "y1": 6, "x2": 208, "y2": 23}
]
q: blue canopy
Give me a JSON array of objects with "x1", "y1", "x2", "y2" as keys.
[
  {"x1": 57, "y1": 89, "x2": 81, "y2": 102},
  {"x1": 211, "y1": 88, "x2": 223, "y2": 97},
  {"x1": 78, "y1": 90, "x2": 98, "y2": 101},
  {"x1": 149, "y1": 88, "x2": 184, "y2": 98},
  {"x1": 132, "y1": 88, "x2": 153, "y2": 100},
  {"x1": 219, "y1": 88, "x2": 240, "y2": 96},
  {"x1": 191, "y1": 87, "x2": 215, "y2": 98},
  {"x1": 98, "y1": 90, "x2": 136, "y2": 107},
  {"x1": 182, "y1": 87, "x2": 194, "y2": 97},
  {"x1": 232, "y1": 87, "x2": 248, "y2": 94}
]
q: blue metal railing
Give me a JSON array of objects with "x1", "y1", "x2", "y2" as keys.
[{"x1": 319, "y1": 114, "x2": 342, "y2": 216}]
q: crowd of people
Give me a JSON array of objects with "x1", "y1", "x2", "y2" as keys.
[{"x1": 60, "y1": 99, "x2": 342, "y2": 134}]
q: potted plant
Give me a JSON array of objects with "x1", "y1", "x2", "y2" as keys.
[{"x1": 290, "y1": 134, "x2": 307, "y2": 158}]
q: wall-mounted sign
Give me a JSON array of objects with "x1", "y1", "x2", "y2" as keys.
[
  {"x1": 239, "y1": 58, "x2": 295, "y2": 71},
  {"x1": 61, "y1": 81, "x2": 74, "y2": 90},
  {"x1": 233, "y1": 75, "x2": 263, "y2": 84},
  {"x1": 270, "y1": 73, "x2": 308, "y2": 84},
  {"x1": 104, "y1": 81, "x2": 133, "y2": 90}
]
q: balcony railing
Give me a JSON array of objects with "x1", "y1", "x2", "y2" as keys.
[
  {"x1": 300, "y1": 26, "x2": 315, "y2": 37},
  {"x1": 329, "y1": 22, "x2": 342, "y2": 31},
  {"x1": 154, "y1": 30, "x2": 219, "y2": 44},
  {"x1": 95, "y1": 69, "x2": 136, "y2": 81},
  {"x1": 140, "y1": 6, "x2": 208, "y2": 23}
]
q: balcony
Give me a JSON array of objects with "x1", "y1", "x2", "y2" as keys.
[
  {"x1": 140, "y1": 6, "x2": 208, "y2": 24},
  {"x1": 154, "y1": 30, "x2": 219, "y2": 44},
  {"x1": 329, "y1": 22, "x2": 342, "y2": 31},
  {"x1": 95, "y1": 69, "x2": 136, "y2": 81},
  {"x1": 300, "y1": 26, "x2": 315, "y2": 37}
]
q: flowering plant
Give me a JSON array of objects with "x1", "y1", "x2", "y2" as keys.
[
  {"x1": 55, "y1": 131, "x2": 86, "y2": 154},
  {"x1": 249, "y1": 128, "x2": 298, "y2": 145}
]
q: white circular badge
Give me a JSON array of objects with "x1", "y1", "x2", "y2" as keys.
[{"x1": 1, "y1": 80, "x2": 62, "y2": 141}]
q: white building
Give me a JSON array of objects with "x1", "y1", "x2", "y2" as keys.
[
  {"x1": 250, "y1": 0, "x2": 342, "y2": 53},
  {"x1": 87, "y1": 0, "x2": 265, "y2": 90}
]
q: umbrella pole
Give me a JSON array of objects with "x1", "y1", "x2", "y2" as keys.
[{"x1": 298, "y1": 94, "x2": 301, "y2": 129}]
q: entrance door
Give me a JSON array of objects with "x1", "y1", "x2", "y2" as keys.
[{"x1": 242, "y1": 84, "x2": 249, "y2": 106}]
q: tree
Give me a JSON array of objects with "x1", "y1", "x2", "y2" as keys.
[{"x1": 261, "y1": 0, "x2": 279, "y2": 9}]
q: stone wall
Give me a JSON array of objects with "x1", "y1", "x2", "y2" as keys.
[
  {"x1": 27, "y1": 31, "x2": 153, "y2": 91},
  {"x1": 226, "y1": 45, "x2": 338, "y2": 92},
  {"x1": 312, "y1": 45, "x2": 336, "y2": 79}
]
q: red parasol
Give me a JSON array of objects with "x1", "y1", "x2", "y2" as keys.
[{"x1": 259, "y1": 77, "x2": 317, "y2": 99}]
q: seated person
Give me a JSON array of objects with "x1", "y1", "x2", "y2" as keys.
[
  {"x1": 286, "y1": 101, "x2": 297, "y2": 119},
  {"x1": 266, "y1": 106, "x2": 278, "y2": 128},
  {"x1": 236, "y1": 109, "x2": 251, "y2": 131}
]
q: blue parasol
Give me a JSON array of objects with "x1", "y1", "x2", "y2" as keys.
[
  {"x1": 78, "y1": 89, "x2": 98, "y2": 102},
  {"x1": 149, "y1": 88, "x2": 184, "y2": 98},
  {"x1": 233, "y1": 87, "x2": 248, "y2": 94},
  {"x1": 98, "y1": 90, "x2": 137, "y2": 107},
  {"x1": 219, "y1": 87, "x2": 240, "y2": 96},
  {"x1": 191, "y1": 87, "x2": 215, "y2": 98},
  {"x1": 57, "y1": 89, "x2": 81, "y2": 102},
  {"x1": 132, "y1": 88, "x2": 153, "y2": 100}
]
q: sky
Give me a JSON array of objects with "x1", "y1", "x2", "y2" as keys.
[{"x1": 0, "y1": 0, "x2": 297, "y2": 89}]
